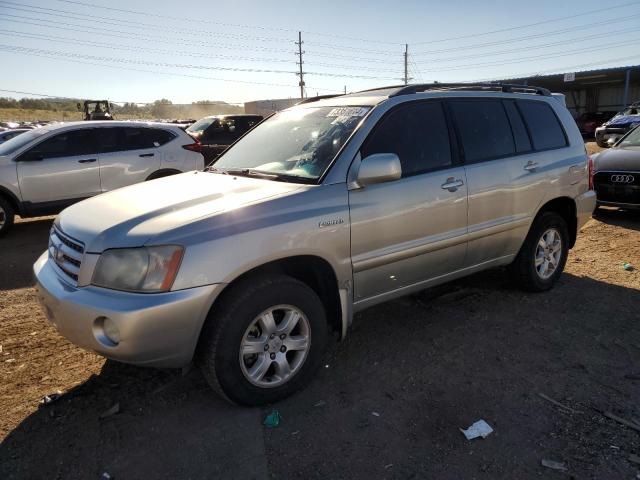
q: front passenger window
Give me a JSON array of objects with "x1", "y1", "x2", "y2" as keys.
[
  {"x1": 26, "y1": 129, "x2": 95, "y2": 159},
  {"x1": 361, "y1": 102, "x2": 452, "y2": 177}
]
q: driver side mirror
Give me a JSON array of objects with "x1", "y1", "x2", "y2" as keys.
[{"x1": 353, "y1": 153, "x2": 402, "y2": 188}]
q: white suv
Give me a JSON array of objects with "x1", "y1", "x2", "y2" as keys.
[{"x1": 0, "y1": 121, "x2": 204, "y2": 236}]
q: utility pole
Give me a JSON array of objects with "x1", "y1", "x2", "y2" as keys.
[
  {"x1": 296, "y1": 31, "x2": 305, "y2": 100},
  {"x1": 403, "y1": 43, "x2": 409, "y2": 85}
]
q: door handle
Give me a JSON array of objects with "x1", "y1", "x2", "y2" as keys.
[
  {"x1": 78, "y1": 158, "x2": 97, "y2": 163},
  {"x1": 139, "y1": 153, "x2": 155, "y2": 158},
  {"x1": 441, "y1": 178, "x2": 464, "y2": 191},
  {"x1": 524, "y1": 161, "x2": 539, "y2": 172}
]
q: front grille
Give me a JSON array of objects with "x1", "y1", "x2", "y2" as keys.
[
  {"x1": 49, "y1": 226, "x2": 84, "y2": 284},
  {"x1": 594, "y1": 171, "x2": 640, "y2": 205}
]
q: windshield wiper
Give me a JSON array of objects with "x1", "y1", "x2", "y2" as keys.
[
  {"x1": 224, "y1": 168, "x2": 297, "y2": 183},
  {"x1": 205, "y1": 166, "x2": 230, "y2": 175}
]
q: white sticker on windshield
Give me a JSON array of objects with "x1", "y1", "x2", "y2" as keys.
[{"x1": 327, "y1": 107, "x2": 369, "y2": 118}]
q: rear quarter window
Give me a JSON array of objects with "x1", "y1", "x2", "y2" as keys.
[{"x1": 517, "y1": 101, "x2": 567, "y2": 150}]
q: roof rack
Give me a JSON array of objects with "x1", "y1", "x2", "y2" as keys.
[
  {"x1": 296, "y1": 94, "x2": 343, "y2": 105},
  {"x1": 388, "y1": 83, "x2": 551, "y2": 97}
]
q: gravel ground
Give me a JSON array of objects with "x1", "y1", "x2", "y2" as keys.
[{"x1": 1, "y1": 206, "x2": 639, "y2": 479}]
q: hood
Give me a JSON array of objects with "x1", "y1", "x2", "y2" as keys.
[
  {"x1": 57, "y1": 171, "x2": 306, "y2": 252},
  {"x1": 593, "y1": 146, "x2": 640, "y2": 172},
  {"x1": 603, "y1": 115, "x2": 640, "y2": 128}
]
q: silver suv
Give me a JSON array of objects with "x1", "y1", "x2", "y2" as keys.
[{"x1": 34, "y1": 84, "x2": 596, "y2": 405}]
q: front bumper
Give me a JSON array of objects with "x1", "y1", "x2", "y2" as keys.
[
  {"x1": 34, "y1": 252, "x2": 222, "y2": 368},
  {"x1": 576, "y1": 190, "x2": 597, "y2": 228}
]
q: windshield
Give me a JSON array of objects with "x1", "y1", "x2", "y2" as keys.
[
  {"x1": 618, "y1": 126, "x2": 640, "y2": 147},
  {"x1": 186, "y1": 117, "x2": 218, "y2": 134},
  {"x1": 0, "y1": 128, "x2": 47, "y2": 156},
  {"x1": 616, "y1": 105, "x2": 640, "y2": 117},
  {"x1": 213, "y1": 106, "x2": 370, "y2": 182}
]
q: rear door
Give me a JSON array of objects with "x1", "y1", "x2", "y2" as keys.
[
  {"x1": 452, "y1": 98, "x2": 565, "y2": 267},
  {"x1": 16, "y1": 128, "x2": 102, "y2": 207},
  {"x1": 349, "y1": 100, "x2": 468, "y2": 302},
  {"x1": 97, "y1": 127, "x2": 162, "y2": 191}
]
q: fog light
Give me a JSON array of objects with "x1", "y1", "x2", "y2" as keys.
[{"x1": 103, "y1": 317, "x2": 120, "y2": 345}]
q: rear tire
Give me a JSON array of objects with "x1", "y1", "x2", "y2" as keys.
[
  {"x1": 0, "y1": 196, "x2": 15, "y2": 238},
  {"x1": 509, "y1": 212, "x2": 569, "y2": 292},
  {"x1": 197, "y1": 274, "x2": 328, "y2": 406}
]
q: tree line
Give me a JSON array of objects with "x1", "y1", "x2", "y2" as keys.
[{"x1": 0, "y1": 97, "x2": 243, "y2": 119}]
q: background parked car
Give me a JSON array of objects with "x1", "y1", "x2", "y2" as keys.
[
  {"x1": 186, "y1": 114, "x2": 263, "y2": 163},
  {"x1": 0, "y1": 121, "x2": 205, "y2": 236},
  {"x1": 0, "y1": 128, "x2": 28, "y2": 144},
  {"x1": 595, "y1": 102, "x2": 640, "y2": 147},
  {"x1": 592, "y1": 124, "x2": 640, "y2": 210},
  {"x1": 575, "y1": 111, "x2": 616, "y2": 137}
]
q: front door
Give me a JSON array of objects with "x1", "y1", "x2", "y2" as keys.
[
  {"x1": 348, "y1": 101, "x2": 468, "y2": 303},
  {"x1": 16, "y1": 128, "x2": 102, "y2": 210}
]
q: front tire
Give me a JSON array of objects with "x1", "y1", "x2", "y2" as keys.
[
  {"x1": 197, "y1": 274, "x2": 328, "y2": 406},
  {"x1": 510, "y1": 212, "x2": 569, "y2": 292},
  {"x1": 0, "y1": 196, "x2": 15, "y2": 237}
]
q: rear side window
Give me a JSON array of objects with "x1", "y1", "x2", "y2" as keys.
[
  {"x1": 503, "y1": 100, "x2": 532, "y2": 153},
  {"x1": 122, "y1": 127, "x2": 174, "y2": 150},
  {"x1": 517, "y1": 101, "x2": 567, "y2": 150},
  {"x1": 362, "y1": 101, "x2": 452, "y2": 177},
  {"x1": 450, "y1": 100, "x2": 515, "y2": 163}
]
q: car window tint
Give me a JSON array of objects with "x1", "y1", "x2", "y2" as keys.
[
  {"x1": 29, "y1": 129, "x2": 96, "y2": 158},
  {"x1": 122, "y1": 127, "x2": 151, "y2": 150},
  {"x1": 145, "y1": 128, "x2": 174, "y2": 146},
  {"x1": 362, "y1": 102, "x2": 452, "y2": 177},
  {"x1": 517, "y1": 101, "x2": 567, "y2": 150},
  {"x1": 503, "y1": 100, "x2": 532, "y2": 153},
  {"x1": 96, "y1": 128, "x2": 121, "y2": 153},
  {"x1": 450, "y1": 100, "x2": 515, "y2": 163}
]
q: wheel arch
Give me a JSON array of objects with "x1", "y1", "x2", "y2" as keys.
[
  {"x1": 145, "y1": 169, "x2": 182, "y2": 181},
  {"x1": 203, "y1": 255, "x2": 344, "y2": 341},
  {"x1": 534, "y1": 196, "x2": 578, "y2": 248},
  {"x1": 0, "y1": 185, "x2": 22, "y2": 216}
]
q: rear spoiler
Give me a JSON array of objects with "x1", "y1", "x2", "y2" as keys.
[{"x1": 551, "y1": 93, "x2": 566, "y2": 106}]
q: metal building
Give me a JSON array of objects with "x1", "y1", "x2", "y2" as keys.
[
  {"x1": 500, "y1": 65, "x2": 639, "y2": 117},
  {"x1": 244, "y1": 98, "x2": 299, "y2": 117}
]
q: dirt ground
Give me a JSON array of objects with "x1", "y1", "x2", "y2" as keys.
[{"x1": 1, "y1": 205, "x2": 640, "y2": 479}]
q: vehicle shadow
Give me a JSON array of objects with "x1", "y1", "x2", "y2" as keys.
[
  {"x1": 0, "y1": 217, "x2": 53, "y2": 290},
  {"x1": 593, "y1": 207, "x2": 640, "y2": 232},
  {"x1": 2, "y1": 270, "x2": 639, "y2": 479}
]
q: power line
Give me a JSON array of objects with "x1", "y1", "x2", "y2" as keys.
[
  {"x1": 0, "y1": 43, "x2": 399, "y2": 80},
  {"x1": 413, "y1": 26, "x2": 640, "y2": 64},
  {"x1": 0, "y1": 29, "x2": 294, "y2": 64},
  {"x1": 413, "y1": 38, "x2": 640, "y2": 73},
  {"x1": 0, "y1": 47, "x2": 344, "y2": 93},
  {"x1": 0, "y1": 15, "x2": 294, "y2": 53},
  {"x1": 412, "y1": 12, "x2": 640, "y2": 55},
  {"x1": 49, "y1": 0, "x2": 403, "y2": 46},
  {"x1": 0, "y1": 2, "x2": 293, "y2": 43},
  {"x1": 412, "y1": 0, "x2": 640, "y2": 45},
  {"x1": 476, "y1": 54, "x2": 640, "y2": 82}
]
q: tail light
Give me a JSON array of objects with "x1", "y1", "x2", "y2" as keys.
[
  {"x1": 182, "y1": 141, "x2": 202, "y2": 153},
  {"x1": 587, "y1": 154, "x2": 594, "y2": 190}
]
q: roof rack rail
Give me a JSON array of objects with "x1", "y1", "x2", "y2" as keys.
[
  {"x1": 388, "y1": 83, "x2": 551, "y2": 97},
  {"x1": 296, "y1": 94, "x2": 343, "y2": 105}
]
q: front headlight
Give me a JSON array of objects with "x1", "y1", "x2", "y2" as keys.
[{"x1": 91, "y1": 245, "x2": 184, "y2": 293}]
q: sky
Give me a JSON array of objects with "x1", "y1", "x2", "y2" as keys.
[{"x1": 0, "y1": 0, "x2": 639, "y2": 105}]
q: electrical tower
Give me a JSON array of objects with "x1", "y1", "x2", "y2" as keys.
[{"x1": 296, "y1": 31, "x2": 305, "y2": 99}]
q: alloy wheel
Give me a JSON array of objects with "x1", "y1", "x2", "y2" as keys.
[
  {"x1": 239, "y1": 304, "x2": 310, "y2": 388},
  {"x1": 535, "y1": 228, "x2": 562, "y2": 280}
]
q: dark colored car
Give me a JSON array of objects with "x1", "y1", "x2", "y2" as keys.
[
  {"x1": 575, "y1": 111, "x2": 616, "y2": 137},
  {"x1": 186, "y1": 114, "x2": 263, "y2": 163},
  {"x1": 592, "y1": 125, "x2": 640, "y2": 209},
  {"x1": 595, "y1": 102, "x2": 640, "y2": 147}
]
